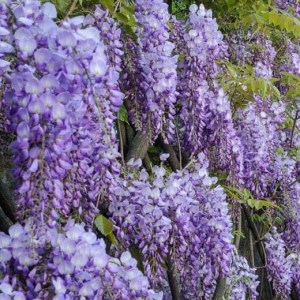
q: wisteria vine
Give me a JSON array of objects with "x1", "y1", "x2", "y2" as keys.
[{"x1": 0, "y1": 0, "x2": 299, "y2": 299}]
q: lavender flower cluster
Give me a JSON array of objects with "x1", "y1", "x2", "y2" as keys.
[
  {"x1": 226, "y1": 251, "x2": 259, "y2": 300},
  {"x1": 254, "y1": 37, "x2": 276, "y2": 80},
  {"x1": 124, "y1": 0, "x2": 178, "y2": 141},
  {"x1": 0, "y1": 0, "x2": 300, "y2": 299},
  {"x1": 275, "y1": 0, "x2": 300, "y2": 15},
  {"x1": 177, "y1": 4, "x2": 235, "y2": 159},
  {"x1": 235, "y1": 95, "x2": 285, "y2": 198},
  {"x1": 264, "y1": 227, "x2": 293, "y2": 298},
  {"x1": 0, "y1": 219, "x2": 162, "y2": 299},
  {"x1": 0, "y1": 0, "x2": 123, "y2": 225},
  {"x1": 110, "y1": 153, "x2": 233, "y2": 298}
]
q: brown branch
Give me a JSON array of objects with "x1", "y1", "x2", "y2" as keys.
[
  {"x1": 125, "y1": 123, "x2": 135, "y2": 145},
  {"x1": 234, "y1": 207, "x2": 242, "y2": 249},
  {"x1": 117, "y1": 120, "x2": 125, "y2": 165},
  {"x1": 0, "y1": 177, "x2": 15, "y2": 222},
  {"x1": 166, "y1": 0, "x2": 172, "y2": 13},
  {"x1": 290, "y1": 110, "x2": 299, "y2": 149},
  {"x1": 290, "y1": 283, "x2": 300, "y2": 300},
  {"x1": 157, "y1": 135, "x2": 180, "y2": 172},
  {"x1": 212, "y1": 276, "x2": 226, "y2": 300},
  {"x1": 143, "y1": 153, "x2": 152, "y2": 173},
  {"x1": 125, "y1": 131, "x2": 150, "y2": 162},
  {"x1": 166, "y1": 254, "x2": 181, "y2": 300},
  {"x1": 0, "y1": 206, "x2": 13, "y2": 233},
  {"x1": 242, "y1": 204, "x2": 266, "y2": 265}
]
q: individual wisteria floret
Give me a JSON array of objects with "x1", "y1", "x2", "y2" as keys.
[
  {"x1": 110, "y1": 153, "x2": 233, "y2": 298},
  {"x1": 264, "y1": 227, "x2": 293, "y2": 299},
  {"x1": 226, "y1": 251, "x2": 259, "y2": 300},
  {"x1": 125, "y1": 0, "x2": 178, "y2": 141},
  {"x1": 0, "y1": 219, "x2": 163, "y2": 299}
]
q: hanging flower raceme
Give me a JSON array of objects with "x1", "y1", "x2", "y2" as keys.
[
  {"x1": 0, "y1": 219, "x2": 162, "y2": 299},
  {"x1": 0, "y1": 0, "x2": 123, "y2": 225},
  {"x1": 178, "y1": 4, "x2": 238, "y2": 161},
  {"x1": 254, "y1": 37, "x2": 276, "y2": 80},
  {"x1": 1, "y1": 0, "x2": 74, "y2": 225},
  {"x1": 235, "y1": 95, "x2": 285, "y2": 198},
  {"x1": 58, "y1": 14, "x2": 123, "y2": 225},
  {"x1": 110, "y1": 153, "x2": 233, "y2": 298},
  {"x1": 283, "y1": 182, "x2": 300, "y2": 251},
  {"x1": 226, "y1": 251, "x2": 259, "y2": 300},
  {"x1": 124, "y1": 0, "x2": 178, "y2": 142},
  {"x1": 290, "y1": 252, "x2": 300, "y2": 296},
  {"x1": 204, "y1": 83, "x2": 244, "y2": 183},
  {"x1": 93, "y1": 5, "x2": 123, "y2": 72},
  {"x1": 264, "y1": 227, "x2": 293, "y2": 298}
]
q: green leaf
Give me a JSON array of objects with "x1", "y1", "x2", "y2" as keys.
[
  {"x1": 98, "y1": 0, "x2": 114, "y2": 14},
  {"x1": 148, "y1": 145, "x2": 160, "y2": 154},
  {"x1": 115, "y1": 12, "x2": 129, "y2": 24},
  {"x1": 118, "y1": 105, "x2": 129, "y2": 125},
  {"x1": 233, "y1": 230, "x2": 245, "y2": 238},
  {"x1": 281, "y1": 71, "x2": 300, "y2": 85},
  {"x1": 257, "y1": 78, "x2": 268, "y2": 99},
  {"x1": 252, "y1": 213, "x2": 267, "y2": 223},
  {"x1": 275, "y1": 146, "x2": 284, "y2": 156},
  {"x1": 227, "y1": 65, "x2": 238, "y2": 78},
  {"x1": 247, "y1": 198, "x2": 278, "y2": 210},
  {"x1": 94, "y1": 214, "x2": 114, "y2": 236},
  {"x1": 129, "y1": 246, "x2": 144, "y2": 272},
  {"x1": 107, "y1": 232, "x2": 118, "y2": 245},
  {"x1": 120, "y1": 6, "x2": 136, "y2": 27},
  {"x1": 51, "y1": 0, "x2": 71, "y2": 16}
]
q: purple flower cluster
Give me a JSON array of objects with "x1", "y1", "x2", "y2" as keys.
[
  {"x1": 226, "y1": 31, "x2": 254, "y2": 65},
  {"x1": 178, "y1": 4, "x2": 231, "y2": 156},
  {"x1": 0, "y1": 219, "x2": 162, "y2": 299},
  {"x1": 1, "y1": 0, "x2": 75, "y2": 223},
  {"x1": 290, "y1": 253, "x2": 300, "y2": 295},
  {"x1": 169, "y1": 16, "x2": 186, "y2": 57},
  {"x1": 254, "y1": 37, "x2": 276, "y2": 80},
  {"x1": 264, "y1": 227, "x2": 293, "y2": 298},
  {"x1": 274, "y1": 0, "x2": 300, "y2": 15},
  {"x1": 226, "y1": 251, "x2": 259, "y2": 300},
  {"x1": 93, "y1": 6, "x2": 123, "y2": 72},
  {"x1": 110, "y1": 153, "x2": 233, "y2": 298},
  {"x1": 205, "y1": 83, "x2": 244, "y2": 183},
  {"x1": 183, "y1": 4, "x2": 228, "y2": 79},
  {"x1": 280, "y1": 41, "x2": 300, "y2": 94},
  {"x1": 235, "y1": 95, "x2": 285, "y2": 198},
  {"x1": 0, "y1": 0, "x2": 123, "y2": 225},
  {"x1": 125, "y1": 0, "x2": 178, "y2": 141},
  {"x1": 282, "y1": 182, "x2": 300, "y2": 251}
]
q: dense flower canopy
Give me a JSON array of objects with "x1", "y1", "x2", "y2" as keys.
[{"x1": 0, "y1": 0, "x2": 299, "y2": 299}]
